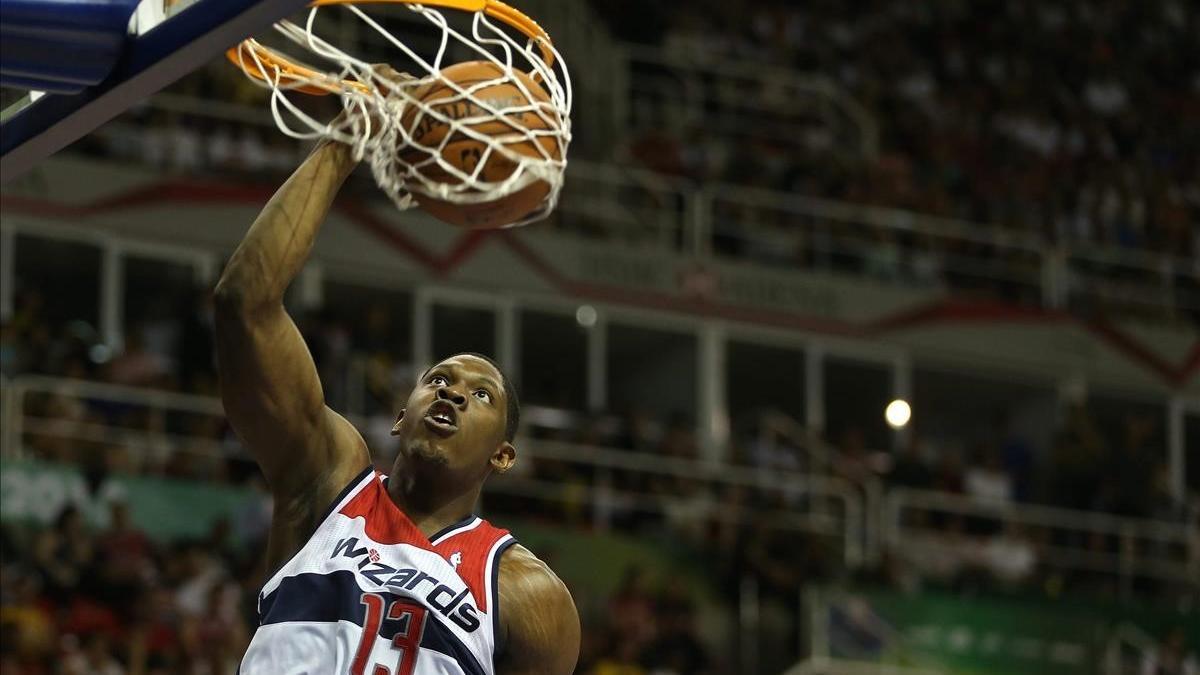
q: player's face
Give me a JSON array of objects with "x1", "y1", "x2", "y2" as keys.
[{"x1": 391, "y1": 355, "x2": 512, "y2": 475}]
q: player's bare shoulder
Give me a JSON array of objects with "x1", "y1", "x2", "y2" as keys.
[{"x1": 496, "y1": 544, "x2": 580, "y2": 675}]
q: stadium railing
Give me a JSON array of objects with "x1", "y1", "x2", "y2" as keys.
[
  {"x1": 5, "y1": 374, "x2": 1194, "y2": 594},
  {"x1": 2, "y1": 374, "x2": 872, "y2": 674},
  {"x1": 59, "y1": 90, "x2": 1196, "y2": 322},
  {"x1": 884, "y1": 488, "x2": 1198, "y2": 597},
  {"x1": 1, "y1": 373, "x2": 228, "y2": 465},
  {"x1": 0, "y1": 374, "x2": 865, "y2": 565},
  {"x1": 614, "y1": 43, "x2": 880, "y2": 160}
]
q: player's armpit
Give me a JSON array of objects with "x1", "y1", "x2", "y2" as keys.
[{"x1": 496, "y1": 545, "x2": 580, "y2": 675}]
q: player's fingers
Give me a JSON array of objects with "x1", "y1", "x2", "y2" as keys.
[{"x1": 371, "y1": 63, "x2": 415, "y2": 92}]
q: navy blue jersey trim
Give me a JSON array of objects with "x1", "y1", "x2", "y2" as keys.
[
  {"x1": 490, "y1": 537, "x2": 518, "y2": 661},
  {"x1": 317, "y1": 465, "x2": 375, "y2": 525},
  {"x1": 428, "y1": 514, "x2": 479, "y2": 544},
  {"x1": 260, "y1": 570, "x2": 487, "y2": 675},
  {"x1": 256, "y1": 466, "x2": 374, "y2": 598},
  {"x1": 422, "y1": 617, "x2": 487, "y2": 675}
]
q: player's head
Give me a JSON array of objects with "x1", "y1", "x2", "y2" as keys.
[{"x1": 390, "y1": 353, "x2": 520, "y2": 483}]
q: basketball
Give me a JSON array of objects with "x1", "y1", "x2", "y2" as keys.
[{"x1": 399, "y1": 60, "x2": 563, "y2": 229}]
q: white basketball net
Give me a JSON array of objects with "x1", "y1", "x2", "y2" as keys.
[{"x1": 233, "y1": 2, "x2": 572, "y2": 227}]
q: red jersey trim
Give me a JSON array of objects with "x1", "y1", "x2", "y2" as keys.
[{"x1": 337, "y1": 471, "x2": 514, "y2": 612}]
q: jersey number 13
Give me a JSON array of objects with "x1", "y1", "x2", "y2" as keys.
[{"x1": 351, "y1": 593, "x2": 427, "y2": 675}]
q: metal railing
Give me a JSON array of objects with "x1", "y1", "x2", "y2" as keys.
[
  {"x1": 8, "y1": 373, "x2": 1194, "y2": 593},
  {"x1": 5, "y1": 373, "x2": 1196, "y2": 675},
  {"x1": 0, "y1": 373, "x2": 866, "y2": 674},
  {"x1": 67, "y1": 89, "x2": 1196, "y2": 321},
  {"x1": 1, "y1": 374, "x2": 232, "y2": 468},
  {"x1": 0, "y1": 374, "x2": 866, "y2": 568},
  {"x1": 503, "y1": 438, "x2": 864, "y2": 566},
  {"x1": 615, "y1": 44, "x2": 879, "y2": 160},
  {"x1": 884, "y1": 488, "x2": 1198, "y2": 594}
]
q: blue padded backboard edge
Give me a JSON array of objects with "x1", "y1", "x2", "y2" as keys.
[{"x1": 0, "y1": 0, "x2": 310, "y2": 181}]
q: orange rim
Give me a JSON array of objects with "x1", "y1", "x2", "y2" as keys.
[{"x1": 227, "y1": 0, "x2": 556, "y2": 97}]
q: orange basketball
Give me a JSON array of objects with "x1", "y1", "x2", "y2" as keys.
[{"x1": 399, "y1": 60, "x2": 563, "y2": 229}]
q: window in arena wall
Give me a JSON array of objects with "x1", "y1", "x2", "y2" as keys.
[
  {"x1": 911, "y1": 366, "x2": 1057, "y2": 485},
  {"x1": 432, "y1": 303, "x2": 496, "y2": 365},
  {"x1": 725, "y1": 340, "x2": 806, "y2": 438},
  {"x1": 518, "y1": 309, "x2": 586, "y2": 411},
  {"x1": 13, "y1": 234, "x2": 101, "y2": 332},
  {"x1": 321, "y1": 281, "x2": 413, "y2": 415},
  {"x1": 122, "y1": 255, "x2": 201, "y2": 375},
  {"x1": 1088, "y1": 393, "x2": 1168, "y2": 464},
  {"x1": 606, "y1": 323, "x2": 698, "y2": 436},
  {"x1": 823, "y1": 356, "x2": 890, "y2": 455}
]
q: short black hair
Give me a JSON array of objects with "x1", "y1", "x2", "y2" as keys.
[{"x1": 424, "y1": 352, "x2": 520, "y2": 442}]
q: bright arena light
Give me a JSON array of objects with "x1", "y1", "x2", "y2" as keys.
[
  {"x1": 575, "y1": 304, "x2": 598, "y2": 328},
  {"x1": 885, "y1": 399, "x2": 912, "y2": 429}
]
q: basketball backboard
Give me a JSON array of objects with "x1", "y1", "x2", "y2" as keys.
[{"x1": 0, "y1": 0, "x2": 311, "y2": 181}]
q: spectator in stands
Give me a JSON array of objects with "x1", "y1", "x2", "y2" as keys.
[
  {"x1": 978, "y1": 522, "x2": 1038, "y2": 588},
  {"x1": 0, "y1": 559, "x2": 56, "y2": 670},
  {"x1": 888, "y1": 434, "x2": 933, "y2": 490},
  {"x1": 640, "y1": 579, "x2": 713, "y2": 675},
  {"x1": 997, "y1": 412, "x2": 1035, "y2": 502},
  {"x1": 1047, "y1": 403, "x2": 1105, "y2": 510},
  {"x1": 1142, "y1": 627, "x2": 1200, "y2": 675},
  {"x1": 931, "y1": 446, "x2": 965, "y2": 494},
  {"x1": 741, "y1": 513, "x2": 832, "y2": 669},
  {"x1": 106, "y1": 325, "x2": 170, "y2": 388},
  {"x1": 963, "y1": 442, "x2": 1014, "y2": 504},
  {"x1": 607, "y1": 567, "x2": 657, "y2": 659},
  {"x1": 658, "y1": 412, "x2": 698, "y2": 460},
  {"x1": 0, "y1": 321, "x2": 19, "y2": 377},
  {"x1": 95, "y1": 501, "x2": 151, "y2": 609},
  {"x1": 832, "y1": 426, "x2": 878, "y2": 485},
  {"x1": 188, "y1": 582, "x2": 249, "y2": 674},
  {"x1": 661, "y1": 477, "x2": 717, "y2": 544},
  {"x1": 892, "y1": 513, "x2": 971, "y2": 591},
  {"x1": 61, "y1": 632, "x2": 125, "y2": 675},
  {"x1": 175, "y1": 288, "x2": 216, "y2": 394},
  {"x1": 1099, "y1": 413, "x2": 1158, "y2": 517},
  {"x1": 589, "y1": 635, "x2": 645, "y2": 675},
  {"x1": 32, "y1": 506, "x2": 94, "y2": 606},
  {"x1": 746, "y1": 411, "x2": 806, "y2": 474}
]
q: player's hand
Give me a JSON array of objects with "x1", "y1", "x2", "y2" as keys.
[{"x1": 371, "y1": 63, "x2": 417, "y2": 98}]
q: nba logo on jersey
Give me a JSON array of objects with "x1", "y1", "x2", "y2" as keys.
[{"x1": 240, "y1": 468, "x2": 516, "y2": 675}]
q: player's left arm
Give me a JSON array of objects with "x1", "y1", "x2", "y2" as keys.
[{"x1": 496, "y1": 545, "x2": 580, "y2": 675}]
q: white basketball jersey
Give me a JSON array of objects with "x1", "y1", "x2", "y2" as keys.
[{"x1": 240, "y1": 468, "x2": 516, "y2": 675}]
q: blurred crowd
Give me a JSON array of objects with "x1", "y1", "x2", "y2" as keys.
[
  {"x1": 597, "y1": 0, "x2": 1199, "y2": 257},
  {"x1": 576, "y1": 567, "x2": 717, "y2": 675},
  {"x1": 43, "y1": 1, "x2": 1198, "y2": 324},
  {"x1": 4, "y1": 271, "x2": 1195, "y2": 667},
  {"x1": 0, "y1": 497, "x2": 721, "y2": 675},
  {"x1": 1, "y1": 503, "x2": 257, "y2": 674},
  {"x1": 592, "y1": 0, "x2": 1198, "y2": 321}
]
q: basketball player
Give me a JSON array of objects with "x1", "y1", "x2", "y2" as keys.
[{"x1": 214, "y1": 135, "x2": 580, "y2": 674}]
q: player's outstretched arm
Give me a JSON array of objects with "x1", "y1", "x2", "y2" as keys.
[
  {"x1": 214, "y1": 139, "x2": 369, "y2": 503},
  {"x1": 496, "y1": 545, "x2": 580, "y2": 675}
]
